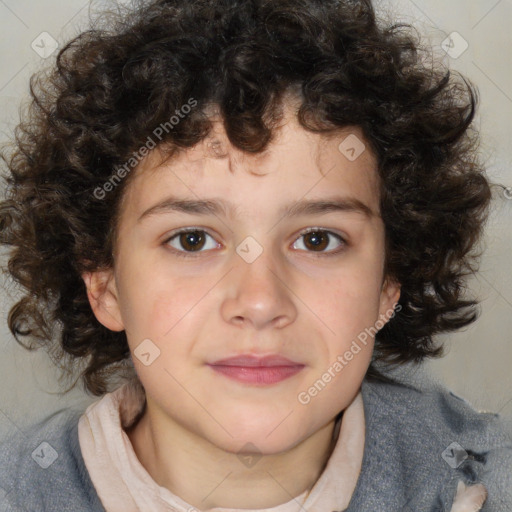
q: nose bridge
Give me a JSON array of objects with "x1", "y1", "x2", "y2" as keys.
[
  {"x1": 221, "y1": 238, "x2": 296, "y2": 329},
  {"x1": 234, "y1": 239, "x2": 284, "y2": 300}
]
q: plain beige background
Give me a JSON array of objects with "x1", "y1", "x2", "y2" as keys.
[{"x1": 0, "y1": 0, "x2": 511, "y2": 440}]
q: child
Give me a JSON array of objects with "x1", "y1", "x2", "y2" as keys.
[{"x1": 0, "y1": 0, "x2": 510, "y2": 510}]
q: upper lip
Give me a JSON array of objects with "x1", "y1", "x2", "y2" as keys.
[{"x1": 208, "y1": 355, "x2": 303, "y2": 367}]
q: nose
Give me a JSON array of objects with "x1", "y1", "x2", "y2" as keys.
[{"x1": 220, "y1": 251, "x2": 298, "y2": 330}]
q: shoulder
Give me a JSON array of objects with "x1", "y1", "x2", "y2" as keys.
[
  {"x1": 0, "y1": 408, "x2": 105, "y2": 512},
  {"x1": 359, "y1": 375, "x2": 512, "y2": 510},
  {"x1": 362, "y1": 375, "x2": 511, "y2": 439}
]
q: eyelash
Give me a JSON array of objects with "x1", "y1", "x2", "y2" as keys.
[{"x1": 162, "y1": 227, "x2": 348, "y2": 259}]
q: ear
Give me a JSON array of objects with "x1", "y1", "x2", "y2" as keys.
[
  {"x1": 82, "y1": 270, "x2": 125, "y2": 332},
  {"x1": 378, "y1": 276, "x2": 401, "y2": 325}
]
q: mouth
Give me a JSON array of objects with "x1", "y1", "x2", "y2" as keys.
[{"x1": 207, "y1": 354, "x2": 305, "y2": 385}]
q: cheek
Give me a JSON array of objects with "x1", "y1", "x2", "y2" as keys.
[
  {"x1": 114, "y1": 251, "x2": 198, "y2": 341},
  {"x1": 123, "y1": 282, "x2": 204, "y2": 341},
  {"x1": 314, "y1": 270, "x2": 383, "y2": 338},
  {"x1": 119, "y1": 278, "x2": 208, "y2": 390},
  {"x1": 296, "y1": 336, "x2": 372, "y2": 425}
]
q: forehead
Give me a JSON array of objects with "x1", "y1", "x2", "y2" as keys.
[{"x1": 118, "y1": 109, "x2": 380, "y2": 222}]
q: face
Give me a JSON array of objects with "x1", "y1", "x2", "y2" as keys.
[{"x1": 83, "y1": 102, "x2": 400, "y2": 456}]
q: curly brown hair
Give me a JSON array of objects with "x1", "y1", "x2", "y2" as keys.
[{"x1": 0, "y1": 0, "x2": 491, "y2": 396}]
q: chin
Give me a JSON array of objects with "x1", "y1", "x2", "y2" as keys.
[{"x1": 207, "y1": 421, "x2": 307, "y2": 456}]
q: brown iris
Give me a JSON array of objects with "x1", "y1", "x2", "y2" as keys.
[
  {"x1": 179, "y1": 231, "x2": 206, "y2": 252},
  {"x1": 303, "y1": 231, "x2": 329, "y2": 251}
]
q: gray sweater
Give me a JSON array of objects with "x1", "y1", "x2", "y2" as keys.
[{"x1": 1, "y1": 376, "x2": 511, "y2": 511}]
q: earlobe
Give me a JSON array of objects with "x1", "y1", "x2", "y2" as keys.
[{"x1": 82, "y1": 270, "x2": 125, "y2": 332}]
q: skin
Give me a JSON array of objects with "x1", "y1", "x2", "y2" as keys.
[{"x1": 82, "y1": 100, "x2": 401, "y2": 509}]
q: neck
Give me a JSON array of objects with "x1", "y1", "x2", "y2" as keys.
[{"x1": 126, "y1": 402, "x2": 339, "y2": 509}]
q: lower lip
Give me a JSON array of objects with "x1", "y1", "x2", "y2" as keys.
[{"x1": 208, "y1": 365, "x2": 304, "y2": 385}]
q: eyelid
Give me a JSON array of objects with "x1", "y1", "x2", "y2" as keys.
[{"x1": 297, "y1": 226, "x2": 347, "y2": 240}]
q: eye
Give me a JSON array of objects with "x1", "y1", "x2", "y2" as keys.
[
  {"x1": 163, "y1": 227, "x2": 347, "y2": 258},
  {"x1": 164, "y1": 228, "x2": 220, "y2": 256},
  {"x1": 292, "y1": 229, "x2": 346, "y2": 255}
]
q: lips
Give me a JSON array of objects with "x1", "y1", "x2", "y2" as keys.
[
  {"x1": 207, "y1": 354, "x2": 305, "y2": 385},
  {"x1": 210, "y1": 355, "x2": 302, "y2": 367}
]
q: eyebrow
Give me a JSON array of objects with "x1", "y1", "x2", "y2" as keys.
[{"x1": 137, "y1": 195, "x2": 375, "y2": 223}]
